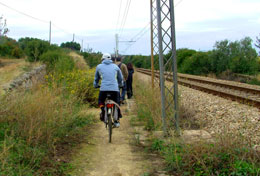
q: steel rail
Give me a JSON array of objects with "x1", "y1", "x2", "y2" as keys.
[{"x1": 137, "y1": 68, "x2": 260, "y2": 108}]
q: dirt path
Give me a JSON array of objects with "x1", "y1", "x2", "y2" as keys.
[{"x1": 68, "y1": 99, "x2": 165, "y2": 176}]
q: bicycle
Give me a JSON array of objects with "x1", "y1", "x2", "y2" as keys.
[{"x1": 104, "y1": 93, "x2": 120, "y2": 143}]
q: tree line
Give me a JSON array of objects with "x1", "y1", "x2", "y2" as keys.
[{"x1": 124, "y1": 36, "x2": 260, "y2": 76}]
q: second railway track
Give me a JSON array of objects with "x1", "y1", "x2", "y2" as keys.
[{"x1": 136, "y1": 68, "x2": 260, "y2": 108}]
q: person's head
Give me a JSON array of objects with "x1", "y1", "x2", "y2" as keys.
[
  {"x1": 127, "y1": 63, "x2": 133, "y2": 70},
  {"x1": 111, "y1": 55, "x2": 116, "y2": 62},
  {"x1": 116, "y1": 56, "x2": 122, "y2": 62},
  {"x1": 101, "y1": 53, "x2": 112, "y2": 61}
]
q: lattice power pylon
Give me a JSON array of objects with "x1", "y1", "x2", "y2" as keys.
[{"x1": 150, "y1": 0, "x2": 179, "y2": 135}]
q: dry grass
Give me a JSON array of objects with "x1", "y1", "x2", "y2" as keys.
[
  {"x1": 157, "y1": 131, "x2": 260, "y2": 175},
  {"x1": 133, "y1": 73, "x2": 162, "y2": 130},
  {"x1": 0, "y1": 86, "x2": 73, "y2": 146},
  {"x1": 0, "y1": 84, "x2": 94, "y2": 174},
  {"x1": 69, "y1": 52, "x2": 89, "y2": 70},
  {"x1": 0, "y1": 58, "x2": 40, "y2": 95},
  {"x1": 256, "y1": 74, "x2": 260, "y2": 81},
  {"x1": 134, "y1": 73, "x2": 201, "y2": 131},
  {"x1": 135, "y1": 73, "x2": 260, "y2": 175}
]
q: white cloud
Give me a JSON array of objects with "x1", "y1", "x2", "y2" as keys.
[
  {"x1": 257, "y1": 18, "x2": 260, "y2": 24},
  {"x1": 1, "y1": 0, "x2": 260, "y2": 54},
  {"x1": 175, "y1": 0, "x2": 260, "y2": 30}
]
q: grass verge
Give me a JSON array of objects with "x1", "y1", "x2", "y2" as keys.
[
  {"x1": 0, "y1": 85, "x2": 96, "y2": 175},
  {"x1": 0, "y1": 52, "x2": 99, "y2": 175},
  {"x1": 134, "y1": 73, "x2": 260, "y2": 175}
]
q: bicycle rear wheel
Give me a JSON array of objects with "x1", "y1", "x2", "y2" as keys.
[{"x1": 108, "y1": 113, "x2": 112, "y2": 143}]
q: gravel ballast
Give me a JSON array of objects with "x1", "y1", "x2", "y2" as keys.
[{"x1": 137, "y1": 72, "x2": 260, "y2": 145}]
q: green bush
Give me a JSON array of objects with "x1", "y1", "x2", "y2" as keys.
[
  {"x1": 81, "y1": 52, "x2": 102, "y2": 68},
  {"x1": 180, "y1": 52, "x2": 211, "y2": 75},
  {"x1": 176, "y1": 48, "x2": 196, "y2": 67},
  {"x1": 60, "y1": 41, "x2": 81, "y2": 51},
  {"x1": 54, "y1": 56, "x2": 75, "y2": 74},
  {"x1": 124, "y1": 55, "x2": 152, "y2": 69},
  {"x1": 0, "y1": 37, "x2": 24, "y2": 58},
  {"x1": 39, "y1": 49, "x2": 74, "y2": 73},
  {"x1": 18, "y1": 37, "x2": 50, "y2": 62},
  {"x1": 47, "y1": 69, "x2": 99, "y2": 106},
  {"x1": 123, "y1": 37, "x2": 259, "y2": 77},
  {"x1": 39, "y1": 50, "x2": 64, "y2": 66},
  {"x1": 210, "y1": 37, "x2": 258, "y2": 75}
]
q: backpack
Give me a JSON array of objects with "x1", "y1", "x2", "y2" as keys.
[{"x1": 118, "y1": 62, "x2": 122, "y2": 69}]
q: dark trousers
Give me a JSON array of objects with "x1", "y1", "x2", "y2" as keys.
[
  {"x1": 120, "y1": 81, "x2": 127, "y2": 101},
  {"x1": 98, "y1": 91, "x2": 122, "y2": 118},
  {"x1": 126, "y1": 79, "x2": 133, "y2": 99}
]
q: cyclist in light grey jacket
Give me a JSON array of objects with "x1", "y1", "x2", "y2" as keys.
[{"x1": 93, "y1": 53, "x2": 124, "y2": 127}]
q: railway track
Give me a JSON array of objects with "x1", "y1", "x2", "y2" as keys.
[{"x1": 136, "y1": 68, "x2": 260, "y2": 108}]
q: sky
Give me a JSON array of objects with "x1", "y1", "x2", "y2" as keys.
[{"x1": 0, "y1": 0, "x2": 260, "y2": 55}]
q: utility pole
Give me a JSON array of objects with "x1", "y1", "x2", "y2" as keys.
[
  {"x1": 81, "y1": 39, "x2": 83, "y2": 52},
  {"x1": 150, "y1": 0, "x2": 155, "y2": 88},
  {"x1": 151, "y1": 0, "x2": 180, "y2": 135},
  {"x1": 115, "y1": 34, "x2": 119, "y2": 57},
  {"x1": 49, "y1": 21, "x2": 51, "y2": 44},
  {"x1": 72, "y1": 33, "x2": 75, "y2": 42},
  {"x1": 115, "y1": 33, "x2": 135, "y2": 56}
]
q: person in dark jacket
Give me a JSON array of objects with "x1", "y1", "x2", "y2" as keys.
[
  {"x1": 115, "y1": 57, "x2": 128, "y2": 104},
  {"x1": 126, "y1": 63, "x2": 134, "y2": 99}
]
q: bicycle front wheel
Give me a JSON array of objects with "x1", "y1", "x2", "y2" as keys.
[{"x1": 108, "y1": 113, "x2": 112, "y2": 143}]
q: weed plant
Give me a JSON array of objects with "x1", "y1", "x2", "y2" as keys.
[
  {"x1": 134, "y1": 73, "x2": 260, "y2": 175},
  {"x1": 133, "y1": 75, "x2": 162, "y2": 130},
  {"x1": 0, "y1": 85, "x2": 95, "y2": 175},
  {"x1": 46, "y1": 68, "x2": 98, "y2": 106},
  {"x1": 0, "y1": 51, "x2": 99, "y2": 175},
  {"x1": 247, "y1": 78, "x2": 260, "y2": 86},
  {"x1": 133, "y1": 75, "x2": 200, "y2": 131},
  {"x1": 149, "y1": 133, "x2": 260, "y2": 175}
]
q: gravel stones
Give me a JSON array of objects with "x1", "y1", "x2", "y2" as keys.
[
  {"x1": 180, "y1": 85, "x2": 260, "y2": 145},
  {"x1": 3, "y1": 65, "x2": 46, "y2": 92},
  {"x1": 137, "y1": 72, "x2": 260, "y2": 145}
]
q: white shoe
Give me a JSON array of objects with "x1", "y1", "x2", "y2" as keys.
[{"x1": 114, "y1": 122, "x2": 120, "y2": 128}]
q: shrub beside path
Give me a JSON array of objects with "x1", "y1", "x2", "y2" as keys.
[{"x1": 68, "y1": 99, "x2": 168, "y2": 176}]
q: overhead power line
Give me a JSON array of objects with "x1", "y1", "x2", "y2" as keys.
[
  {"x1": 115, "y1": 0, "x2": 123, "y2": 33},
  {"x1": 52, "y1": 23, "x2": 72, "y2": 35},
  {"x1": 122, "y1": 24, "x2": 150, "y2": 53},
  {"x1": 130, "y1": 22, "x2": 150, "y2": 41},
  {"x1": 175, "y1": 0, "x2": 184, "y2": 7},
  {"x1": 0, "y1": 1, "x2": 48, "y2": 23},
  {"x1": 121, "y1": 0, "x2": 185, "y2": 54},
  {"x1": 0, "y1": 1, "x2": 72, "y2": 35},
  {"x1": 0, "y1": 1, "x2": 89, "y2": 48},
  {"x1": 118, "y1": 0, "x2": 132, "y2": 37}
]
